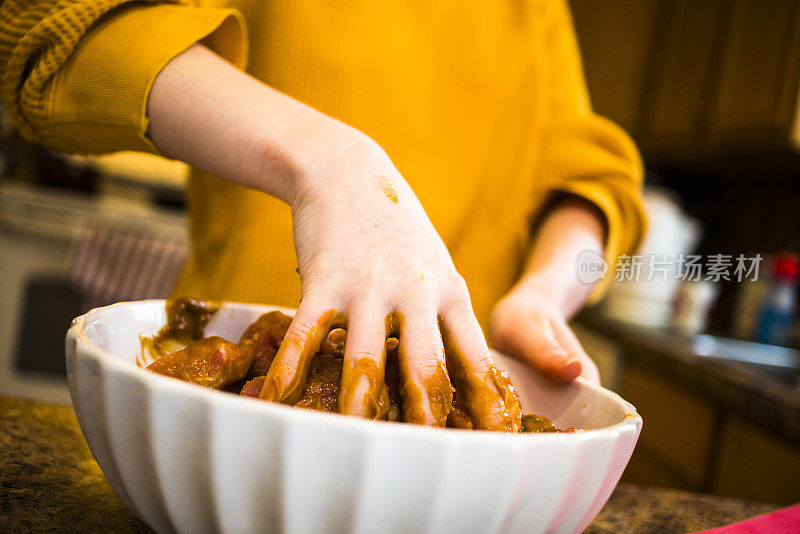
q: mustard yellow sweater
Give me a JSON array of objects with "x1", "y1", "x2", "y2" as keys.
[{"x1": 0, "y1": 0, "x2": 645, "y2": 328}]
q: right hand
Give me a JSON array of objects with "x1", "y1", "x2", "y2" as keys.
[
  {"x1": 261, "y1": 125, "x2": 515, "y2": 429},
  {"x1": 148, "y1": 44, "x2": 517, "y2": 429}
]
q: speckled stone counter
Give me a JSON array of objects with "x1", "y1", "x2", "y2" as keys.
[{"x1": 0, "y1": 395, "x2": 779, "y2": 533}]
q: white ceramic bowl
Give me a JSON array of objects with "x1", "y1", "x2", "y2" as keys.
[{"x1": 66, "y1": 300, "x2": 641, "y2": 534}]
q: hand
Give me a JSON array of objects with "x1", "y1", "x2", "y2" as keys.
[
  {"x1": 260, "y1": 130, "x2": 515, "y2": 428},
  {"x1": 148, "y1": 44, "x2": 516, "y2": 428},
  {"x1": 489, "y1": 195, "x2": 606, "y2": 385},
  {"x1": 490, "y1": 283, "x2": 600, "y2": 385}
]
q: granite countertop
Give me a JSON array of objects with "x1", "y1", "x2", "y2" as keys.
[
  {"x1": 0, "y1": 395, "x2": 779, "y2": 533},
  {"x1": 577, "y1": 312, "x2": 800, "y2": 447}
]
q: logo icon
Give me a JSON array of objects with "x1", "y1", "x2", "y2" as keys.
[{"x1": 576, "y1": 250, "x2": 608, "y2": 284}]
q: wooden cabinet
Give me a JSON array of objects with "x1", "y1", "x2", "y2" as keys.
[
  {"x1": 622, "y1": 364, "x2": 718, "y2": 491},
  {"x1": 573, "y1": 319, "x2": 800, "y2": 505},
  {"x1": 570, "y1": 0, "x2": 800, "y2": 165},
  {"x1": 618, "y1": 363, "x2": 800, "y2": 505},
  {"x1": 713, "y1": 416, "x2": 800, "y2": 504}
]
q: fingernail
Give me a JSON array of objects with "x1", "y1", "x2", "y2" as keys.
[{"x1": 560, "y1": 359, "x2": 583, "y2": 379}]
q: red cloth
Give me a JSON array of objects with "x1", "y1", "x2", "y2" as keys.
[{"x1": 695, "y1": 503, "x2": 800, "y2": 533}]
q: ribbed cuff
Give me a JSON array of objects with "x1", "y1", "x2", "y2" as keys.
[
  {"x1": 44, "y1": 3, "x2": 247, "y2": 154},
  {"x1": 535, "y1": 115, "x2": 647, "y2": 303}
]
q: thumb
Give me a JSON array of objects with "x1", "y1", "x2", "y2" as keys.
[{"x1": 497, "y1": 317, "x2": 583, "y2": 384}]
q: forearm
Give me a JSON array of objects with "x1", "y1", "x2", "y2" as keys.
[
  {"x1": 147, "y1": 43, "x2": 367, "y2": 205},
  {"x1": 512, "y1": 196, "x2": 606, "y2": 318}
]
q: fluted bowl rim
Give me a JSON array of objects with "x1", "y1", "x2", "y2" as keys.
[
  {"x1": 68, "y1": 299, "x2": 640, "y2": 441},
  {"x1": 66, "y1": 299, "x2": 643, "y2": 534}
]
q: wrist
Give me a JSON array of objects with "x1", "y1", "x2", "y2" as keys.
[
  {"x1": 508, "y1": 273, "x2": 566, "y2": 312},
  {"x1": 514, "y1": 197, "x2": 606, "y2": 319},
  {"x1": 508, "y1": 267, "x2": 592, "y2": 320},
  {"x1": 251, "y1": 111, "x2": 382, "y2": 208},
  {"x1": 295, "y1": 125, "x2": 385, "y2": 205}
]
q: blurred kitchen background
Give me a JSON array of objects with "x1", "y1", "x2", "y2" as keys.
[{"x1": 1, "y1": 0, "x2": 799, "y2": 508}]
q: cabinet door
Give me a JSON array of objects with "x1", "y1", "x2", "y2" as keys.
[
  {"x1": 645, "y1": 0, "x2": 726, "y2": 142},
  {"x1": 709, "y1": 0, "x2": 800, "y2": 148},
  {"x1": 713, "y1": 415, "x2": 800, "y2": 505},
  {"x1": 570, "y1": 0, "x2": 800, "y2": 160},
  {"x1": 621, "y1": 364, "x2": 718, "y2": 490},
  {"x1": 570, "y1": 0, "x2": 658, "y2": 136}
]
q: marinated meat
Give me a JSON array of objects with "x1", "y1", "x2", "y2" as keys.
[
  {"x1": 146, "y1": 336, "x2": 253, "y2": 388},
  {"x1": 241, "y1": 376, "x2": 266, "y2": 398},
  {"x1": 239, "y1": 311, "x2": 293, "y2": 377},
  {"x1": 141, "y1": 297, "x2": 220, "y2": 360},
  {"x1": 521, "y1": 414, "x2": 559, "y2": 433},
  {"x1": 164, "y1": 297, "x2": 220, "y2": 340},
  {"x1": 294, "y1": 353, "x2": 343, "y2": 412},
  {"x1": 384, "y1": 340, "x2": 403, "y2": 422},
  {"x1": 143, "y1": 299, "x2": 580, "y2": 433}
]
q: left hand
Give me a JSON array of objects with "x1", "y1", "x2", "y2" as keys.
[{"x1": 489, "y1": 284, "x2": 599, "y2": 385}]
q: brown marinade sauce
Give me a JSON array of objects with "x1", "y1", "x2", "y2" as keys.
[
  {"x1": 521, "y1": 414, "x2": 558, "y2": 432},
  {"x1": 144, "y1": 299, "x2": 578, "y2": 433},
  {"x1": 294, "y1": 353, "x2": 343, "y2": 412},
  {"x1": 338, "y1": 357, "x2": 390, "y2": 420},
  {"x1": 146, "y1": 336, "x2": 253, "y2": 388},
  {"x1": 391, "y1": 311, "x2": 454, "y2": 426},
  {"x1": 440, "y1": 321, "x2": 522, "y2": 433},
  {"x1": 139, "y1": 297, "x2": 220, "y2": 365},
  {"x1": 238, "y1": 311, "x2": 293, "y2": 377},
  {"x1": 378, "y1": 175, "x2": 399, "y2": 203}
]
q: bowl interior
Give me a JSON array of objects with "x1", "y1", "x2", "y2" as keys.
[{"x1": 76, "y1": 300, "x2": 638, "y2": 431}]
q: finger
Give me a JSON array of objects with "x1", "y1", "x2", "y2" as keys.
[
  {"x1": 509, "y1": 318, "x2": 581, "y2": 384},
  {"x1": 259, "y1": 300, "x2": 341, "y2": 404},
  {"x1": 552, "y1": 321, "x2": 600, "y2": 384},
  {"x1": 337, "y1": 305, "x2": 389, "y2": 419},
  {"x1": 395, "y1": 309, "x2": 452, "y2": 426},
  {"x1": 440, "y1": 298, "x2": 520, "y2": 432}
]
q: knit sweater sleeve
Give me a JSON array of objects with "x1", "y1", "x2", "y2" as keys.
[
  {"x1": 0, "y1": 0, "x2": 246, "y2": 154},
  {"x1": 536, "y1": 0, "x2": 647, "y2": 302}
]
